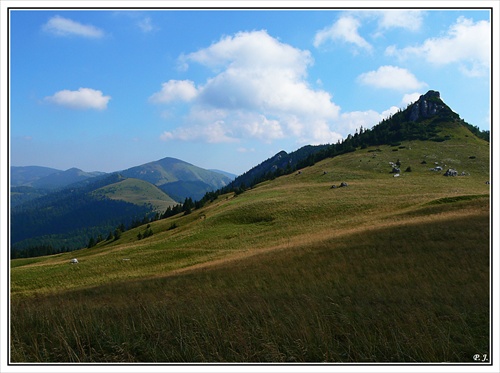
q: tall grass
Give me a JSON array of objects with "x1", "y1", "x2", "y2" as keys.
[
  {"x1": 10, "y1": 138, "x2": 490, "y2": 362},
  {"x1": 11, "y1": 211, "x2": 489, "y2": 362}
]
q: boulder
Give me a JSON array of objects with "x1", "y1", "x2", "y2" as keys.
[
  {"x1": 339, "y1": 182, "x2": 348, "y2": 187},
  {"x1": 391, "y1": 167, "x2": 400, "y2": 174},
  {"x1": 444, "y1": 168, "x2": 458, "y2": 177}
]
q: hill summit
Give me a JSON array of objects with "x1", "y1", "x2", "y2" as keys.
[
  {"x1": 227, "y1": 90, "x2": 488, "y2": 190},
  {"x1": 407, "y1": 90, "x2": 455, "y2": 122}
]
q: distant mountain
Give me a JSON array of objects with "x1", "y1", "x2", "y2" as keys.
[
  {"x1": 209, "y1": 169, "x2": 237, "y2": 180},
  {"x1": 11, "y1": 166, "x2": 61, "y2": 186},
  {"x1": 11, "y1": 165, "x2": 106, "y2": 190},
  {"x1": 10, "y1": 173, "x2": 164, "y2": 252},
  {"x1": 31, "y1": 167, "x2": 107, "y2": 189},
  {"x1": 10, "y1": 157, "x2": 233, "y2": 252},
  {"x1": 120, "y1": 157, "x2": 232, "y2": 201}
]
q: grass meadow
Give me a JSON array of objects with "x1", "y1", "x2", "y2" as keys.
[{"x1": 10, "y1": 138, "x2": 491, "y2": 363}]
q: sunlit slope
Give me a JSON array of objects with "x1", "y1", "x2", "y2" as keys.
[
  {"x1": 91, "y1": 178, "x2": 178, "y2": 212},
  {"x1": 11, "y1": 131, "x2": 489, "y2": 296}
]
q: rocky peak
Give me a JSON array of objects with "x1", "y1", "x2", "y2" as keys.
[{"x1": 408, "y1": 90, "x2": 448, "y2": 122}]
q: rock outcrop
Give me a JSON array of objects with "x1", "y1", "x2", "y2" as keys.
[{"x1": 408, "y1": 90, "x2": 448, "y2": 122}]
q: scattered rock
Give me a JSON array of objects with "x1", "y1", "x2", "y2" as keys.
[
  {"x1": 444, "y1": 168, "x2": 458, "y2": 177},
  {"x1": 393, "y1": 174, "x2": 400, "y2": 178},
  {"x1": 339, "y1": 182, "x2": 348, "y2": 188},
  {"x1": 391, "y1": 167, "x2": 401, "y2": 174},
  {"x1": 70, "y1": 258, "x2": 78, "y2": 264}
]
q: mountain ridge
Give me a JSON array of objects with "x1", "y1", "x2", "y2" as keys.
[{"x1": 225, "y1": 90, "x2": 489, "y2": 192}]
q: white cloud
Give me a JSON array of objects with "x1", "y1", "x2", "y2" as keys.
[
  {"x1": 386, "y1": 17, "x2": 490, "y2": 76},
  {"x1": 376, "y1": 10, "x2": 423, "y2": 31},
  {"x1": 149, "y1": 80, "x2": 198, "y2": 103},
  {"x1": 158, "y1": 30, "x2": 342, "y2": 144},
  {"x1": 357, "y1": 65, "x2": 427, "y2": 91},
  {"x1": 45, "y1": 88, "x2": 111, "y2": 110},
  {"x1": 401, "y1": 92, "x2": 422, "y2": 106},
  {"x1": 42, "y1": 15, "x2": 104, "y2": 38},
  {"x1": 314, "y1": 16, "x2": 372, "y2": 52},
  {"x1": 337, "y1": 106, "x2": 399, "y2": 135}
]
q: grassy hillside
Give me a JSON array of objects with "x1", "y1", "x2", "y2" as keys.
[
  {"x1": 91, "y1": 178, "x2": 178, "y2": 212},
  {"x1": 10, "y1": 130, "x2": 490, "y2": 362}
]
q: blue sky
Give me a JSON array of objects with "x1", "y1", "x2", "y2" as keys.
[{"x1": 9, "y1": 8, "x2": 491, "y2": 175}]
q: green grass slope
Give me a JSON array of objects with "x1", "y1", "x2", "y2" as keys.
[
  {"x1": 10, "y1": 128, "x2": 490, "y2": 363},
  {"x1": 91, "y1": 178, "x2": 178, "y2": 212}
]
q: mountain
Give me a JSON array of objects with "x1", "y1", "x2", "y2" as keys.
[
  {"x1": 120, "y1": 157, "x2": 233, "y2": 201},
  {"x1": 31, "y1": 167, "x2": 107, "y2": 189},
  {"x1": 11, "y1": 165, "x2": 61, "y2": 186},
  {"x1": 229, "y1": 145, "x2": 329, "y2": 189},
  {"x1": 228, "y1": 90, "x2": 489, "y2": 191},
  {"x1": 11, "y1": 166, "x2": 106, "y2": 189},
  {"x1": 10, "y1": 167, "x2": 108, "y2": 207},
  {"x1": 10, "y1": 158, "x2": 232, "y2": 253}
]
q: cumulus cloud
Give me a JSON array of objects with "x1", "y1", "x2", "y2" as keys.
[
  {"x1": 149, "y1": 80, "x2": 198, "y2": 103},
  {"x1": 158, "y1": 30, "x2": 342, "y2": 144},
  {"x1": 45, "y1": 88, "x2": 111, "y2": 110},
  {"x1": 357, "y1": 65, "x2": 427, "y2": 91},
  {"x1": 314, "y1": 16, "x2": 372, "y2": 52},
  {"x1": 42, "y1": 15, "x2": 104, "y2": 38},
  {"x1": 385, "y1": 17, "x2": 490, "y2": 76}
]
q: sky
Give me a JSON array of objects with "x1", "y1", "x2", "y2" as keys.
[{"x1": 8, "y1": 7, "x2": 492, "y2": 175}]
